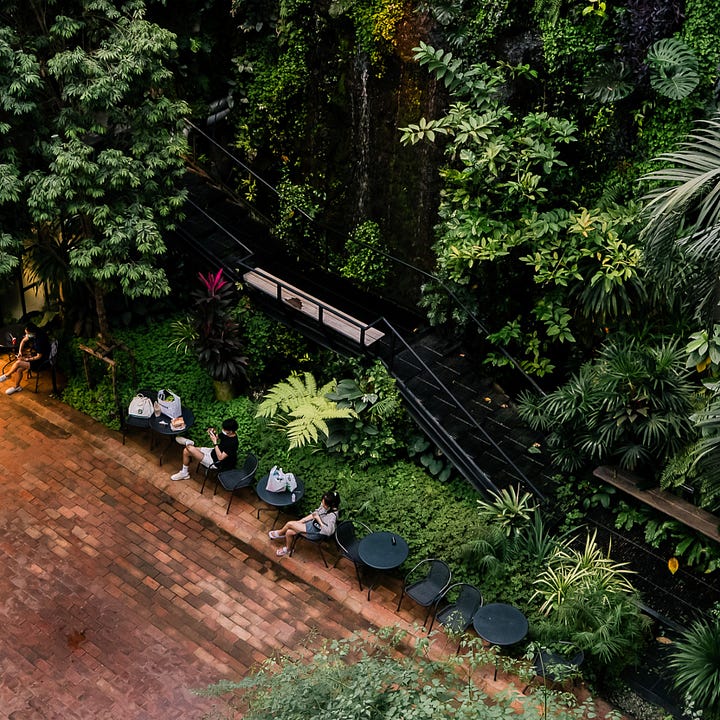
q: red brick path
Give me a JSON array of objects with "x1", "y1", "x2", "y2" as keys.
[{"x1": 0, "y1": 378, "x2": 619, "y2": 719}]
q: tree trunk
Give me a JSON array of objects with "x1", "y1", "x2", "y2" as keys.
[
  {"x1": 93, "y1": 282, "x2": 111, "y2": 342},
  {"x1": 213, "y1": 379, "x2": 236, "y2": 402}
]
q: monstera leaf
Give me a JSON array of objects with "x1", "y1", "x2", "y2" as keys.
[
  {"x1": 583, "y1": 60, "x2": 634, "y2": 103},
  {"x1": 646, "y1": 38, "x2": 700, "y2": 100}
]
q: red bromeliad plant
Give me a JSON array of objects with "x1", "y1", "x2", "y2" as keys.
[{"x1": 192, "y1": 269, "x2": 248, "y2": 386}]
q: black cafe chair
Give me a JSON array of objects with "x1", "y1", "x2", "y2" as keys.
[
  {"x1": 396, "y1": 558, "x2": 452, "y2": 627},
  {"x1": 213, "y1": 453, "x2": 258, "y2": 514},
  {"x1": 289, "y1": 527, "x2": 333, "y2": 567},
  {"x1": 29, "y1": 337, "x2": 59, "y2": 393},
  {"x1": 523, "y1": 643, "x2": 585, "y2": 692},
  {"x1": 428, "y1": 582, "x2": 483, "y2": 635},
  {"x1": 333, "y1": 519, "x2": 373, "y2": 591}
]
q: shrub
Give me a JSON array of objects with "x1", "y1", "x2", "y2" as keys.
[{"x1": 669, "y1": 618, "x2": 720, "y2": 720}]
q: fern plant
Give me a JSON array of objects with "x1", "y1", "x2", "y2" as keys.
[
  {"x1": 255, "y1": 371, "x2": 356, "y2": 449},
  {"x1": 646, "y1": 38, "x2": 700, "y2": 100}
]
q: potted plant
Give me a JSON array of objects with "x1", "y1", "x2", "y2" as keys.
[{"x1": 171, "y1": 269, "x2": 247, "y2": 400}]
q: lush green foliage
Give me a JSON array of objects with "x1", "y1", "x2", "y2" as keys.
[
  {"x1": 324, "y1": 358, "x2": 407, "y2": 466},
  {"x1": 272, "y1": 173, "x2": 325, "y2": 256},
  {"x1": 518, "y1": 336, "x2": 696, "y2": 473},
  {"x1": 401, "y1": 43, "x2": 646, "y2": 376},
  {"x1": 669, "y1": 618, "x2": 720, "y2": 720},
  {"x1": 257, "y1": 360, "x2": 409, "y2": 464},
  {"x1": 337, "y1": 220, "x2": 391, "y2": 290},
  {"x1": 531, "y1": 531, "x2": 649, "y2": 671},
  {"x1": 0, "y1": 0, "x2": 189, "y2": 337},
  {"x1": 233, "y1": 294, "x2": 316, "y2": 386},
  {"x1": 198, "y1": 628, "x2": 619, "y2": 720}
]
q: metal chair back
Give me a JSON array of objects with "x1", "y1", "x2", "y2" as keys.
[
  {"x1": 214, "y1": 453, "x2": 258, "y2": 513},
  {"x1": 334, "y1": 520, "x2": 372, "y2": 590},
  {"x1": 429, "y1": 582, "x2": 483, "y2": 633},
  {"x1": 397, "y1": 558, "x2": 452, "y2": 626}
]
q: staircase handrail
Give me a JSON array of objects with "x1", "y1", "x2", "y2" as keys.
[
  {"x1": 369, "y1": 316, "x2": 546, "y2": 500},
  {"x1": 184, "y1": 119, "x2": 545, "y2": 396}
]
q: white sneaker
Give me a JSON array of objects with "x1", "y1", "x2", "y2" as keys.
[
  {"x1": 0, "y1": 374, "x2": 7, "y2": 382},
  {"x1": 175, "y1": 436, "x2": 194, "y2": 447},
  {"x1": 170, "y1": 469, "x2": 190, "y2": 481},
  {"x1": 5, "y1": 386, "x2": 22, "y2": 395}
]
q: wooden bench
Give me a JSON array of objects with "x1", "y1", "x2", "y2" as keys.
[
  {"x1": 242, "y1": 268, "x2": 385, "y2": 347},
  {"x1": 593, "y1": 465, "x2": 720, "y2": 543}
]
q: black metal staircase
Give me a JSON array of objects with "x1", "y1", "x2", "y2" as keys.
[{"x1": 175, "y1": 182, "x2": 553, "y2": 500}]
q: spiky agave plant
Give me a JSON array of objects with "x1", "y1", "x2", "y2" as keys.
[{"x1": 476, "y1": 485, "x2": 537, "y2": 538}]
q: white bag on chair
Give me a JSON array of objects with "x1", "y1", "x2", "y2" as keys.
[{"x1": 157, "y1": 389, "x2": 182, "y2": 419}]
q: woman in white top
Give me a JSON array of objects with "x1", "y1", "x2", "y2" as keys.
[{"x1": 268, "y1": 490, "x2": 340, "y2": 557}]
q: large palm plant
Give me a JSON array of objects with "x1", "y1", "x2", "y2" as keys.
[
  {"x1": 518, "y1": 336, "x2": 695, "y2": 473},
  {"x1": 640, "y1": 114, "x2": 720, "y2": 325}
]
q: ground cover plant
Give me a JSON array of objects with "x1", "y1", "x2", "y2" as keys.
[{"x1": 197, "y1": 627, "x2": 622, "y2": 720}]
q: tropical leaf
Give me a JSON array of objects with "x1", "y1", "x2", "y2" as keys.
[
  {"x1": 583, "y1": 60, "x2": 634, "y2": 103},
  {"x1": 641, "y1": 114, "x2": 720, "y2": 324},
  {"x1": 646, "y1": 38, "x2": 700, "y2": 100},
  {"x1": 256, "y1": 371, "x2": 357, "y2": 449}
]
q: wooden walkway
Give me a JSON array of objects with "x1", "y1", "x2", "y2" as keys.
[
  {"x1": 243, "y1": 268, "x2": 385, "y2": 347},
  {"x1": 594, "y1": 465, "x2": 720, "y2": 543}
]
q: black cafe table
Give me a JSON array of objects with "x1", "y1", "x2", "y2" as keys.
[
  {"x1": 255, "y1": 474, "x2": 305, "y2": 528},
  {"x1": 472, "y1": 602, "x2": 529, "y2": 679},
  {"x1": 358, "y1": 531, "x2": 409, "y2": 601},
  {"x1": 149, "y1": 408, "x2": 195, "y2": 465}
]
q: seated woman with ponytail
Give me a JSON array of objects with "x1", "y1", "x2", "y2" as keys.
[{"x1": 267, "y1": 489, "x2": 340, "y2": 557}]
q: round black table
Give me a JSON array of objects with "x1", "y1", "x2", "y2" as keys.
[
  {"x1": 358, "y1": 531, "x2": 409, "y2": 600},
  {"x1": 255, "y1": 474, "x2": 305, "y2": 528},
  {"x1": 472, "y1": 602, "x2": 529, "y2": 679},
  {"x1": 149, "y1": 408, "x2": 195, "y2": 465}
]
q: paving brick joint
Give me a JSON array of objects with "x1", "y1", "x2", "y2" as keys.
[{"x1": 0, "y1": 378, "x2": 618, "y2": 719}]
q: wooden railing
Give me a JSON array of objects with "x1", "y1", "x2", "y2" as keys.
[{"x1": 594, "y1": 465, "x2": 720, "y2": 543}]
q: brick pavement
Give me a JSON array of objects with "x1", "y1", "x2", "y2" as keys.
[{"x1": 0, "y1": 377, "x2": 619, "y2": 719}]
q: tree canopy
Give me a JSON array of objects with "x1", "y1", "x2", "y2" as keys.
[{"x1": 0, "y1": 0, "x2": 189, "y2": 337}]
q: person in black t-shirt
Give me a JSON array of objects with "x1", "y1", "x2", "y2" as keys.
[
  {"x1": 170, "y1": 418, "x2": 239, "y2": 481},
  {"x1": 0, "y1": 322, "x2": 51, "y2": 395}
]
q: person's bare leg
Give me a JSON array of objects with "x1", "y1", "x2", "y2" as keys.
[
  {"x1": 271, "y1": 519, "x2": 305, "y2": 538},
  {"x1": 171, "y1": 445, "x2": 206, "y2": 481},
  {"x1": 183, "y1": 446, "x2": 205, "y2": 466}
]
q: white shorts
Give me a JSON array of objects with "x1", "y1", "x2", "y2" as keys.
[{"x1": 199, "y1": 447, "x2": 215, "y2": 467}]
